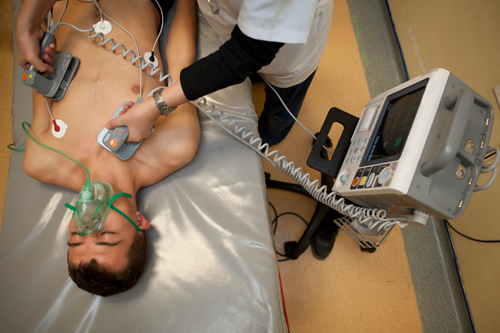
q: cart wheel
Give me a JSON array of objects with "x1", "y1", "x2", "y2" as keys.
[{"x1": 360, "y1": 246, "x2": 376, "y2": 253}]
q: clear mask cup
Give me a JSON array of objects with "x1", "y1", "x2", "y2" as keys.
[{"x1": 65, "y1": 181, "x2": 141, "y2": 235}]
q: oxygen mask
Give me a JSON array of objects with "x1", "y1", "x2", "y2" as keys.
[{"x1": 65, "y1": 181, "x2": 141, "y2": 235}]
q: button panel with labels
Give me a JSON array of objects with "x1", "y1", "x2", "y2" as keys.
[
  {"x1": 344, "y1": 136, "x2": 370, "y2": 166},
  {"x1": 349, "y1": 162, "x2": 398, "y2": 190}
]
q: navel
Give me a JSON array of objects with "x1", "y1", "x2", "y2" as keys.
[{"x1": 132, "y1": 85, "x2": 140, "y2": 94}]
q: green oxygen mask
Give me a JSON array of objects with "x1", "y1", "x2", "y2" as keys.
[
  {"x1": 64, "y1": 180, "x2": 141, "y2": 235},
  {"x1": 22, "y1": 122, "x2": 141, "y2": 235}
]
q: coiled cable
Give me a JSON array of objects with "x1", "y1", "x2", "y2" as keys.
[
  {"x1": 47, "y1": 22, "x2": 173, "y2": 87},
  {"x1": 189, "y1": 98, "x2": 407, "y2": 232},
  {"x1": 91, "y1": 0, "x2": 143, "y2": 96}
]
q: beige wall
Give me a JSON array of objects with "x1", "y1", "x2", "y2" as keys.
[{"x1": 388, "y1": 0, "x2": 500, "y2": 331}]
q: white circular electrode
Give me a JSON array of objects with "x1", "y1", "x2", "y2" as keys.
[
  {"x1": 144, "y1": 52, "x2": 158, "y2": 69},
  {"x1": 52, "y1": 119, "x2": 68, "y2": 138},
  {"x1": 93, "y1": 20, "x2": 112, "y2": 35}
]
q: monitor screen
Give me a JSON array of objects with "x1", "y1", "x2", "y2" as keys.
[{"x1": 366, "y1": 86, "x2": 426, "y2": 162}]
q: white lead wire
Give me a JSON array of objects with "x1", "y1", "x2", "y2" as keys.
[
  {"x1": 152, "y1": 0, "x2": 164, "y2": 54},
  {"x1": 46, "y1": 98, "x2": 55, "y2": 120},
  {"x1": 258, "y1": 74, "x2": 335, "y2": 156}
]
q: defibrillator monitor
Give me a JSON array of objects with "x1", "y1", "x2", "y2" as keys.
[{"x1": 334, "y1": 68, "x2": 495, "y2": 221}]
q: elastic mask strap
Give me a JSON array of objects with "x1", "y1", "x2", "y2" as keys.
[
  {"x1": 109, "y1": 192, "x2": 131, "y2": 206},
  {"x1": 108, "y1": 192, "x2": 142, "y2": 233},
  {"x1": 65, "y1": 203, "x2": 76, "y2": 211},
  {"x1": 65, "y1": 203, "x2": 85, "y2": 234}
]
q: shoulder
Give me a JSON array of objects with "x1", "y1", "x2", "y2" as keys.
[
  {"x1": 23, "y1": 135, "x2": 83, "y2": 191},
  {"x1": 133, "y1": 103, "x2": 200, "y2": 188}
]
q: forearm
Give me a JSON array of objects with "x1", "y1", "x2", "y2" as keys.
[
  {"x1": 16, "y1": 0, "x2": 57, "y2": 71},
  {"x1": 17, "y1": 0, "x2": 56, "y2": 33}
]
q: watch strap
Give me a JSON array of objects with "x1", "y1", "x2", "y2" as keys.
[{"x1": 153, "y1": 87, "x2": 177, "y2": 116}]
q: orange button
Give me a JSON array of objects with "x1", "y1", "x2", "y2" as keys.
[
  {"x1": 352, "y1": 177, "x2": 360, "y2": 186},
  {"x1": 110, "y1": 139, "x2": 118, "y2": 147},
  {"x1": 23, "y1": 73, "x2": 27, "y2": 81}
]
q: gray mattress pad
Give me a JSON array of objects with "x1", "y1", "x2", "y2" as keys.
[{"x1": 0, "y1": 1, "x2": 286, "y2": 332}]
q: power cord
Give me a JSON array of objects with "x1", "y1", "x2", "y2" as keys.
[{"x1": 445, "y1": 219, "x2": 500, "y2": 243}]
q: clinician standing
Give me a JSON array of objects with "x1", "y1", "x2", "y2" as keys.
[{"x1": 108, "y1": 0, "x2": 334, "y2": 146}]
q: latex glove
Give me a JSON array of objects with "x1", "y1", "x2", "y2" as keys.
[{"x1": 105, "y1": 97, "x2": 160, "y2": 142}]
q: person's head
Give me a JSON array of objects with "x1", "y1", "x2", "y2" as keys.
[{"x1": 67, "y1": 195, "x2": 150, "y2": 297}]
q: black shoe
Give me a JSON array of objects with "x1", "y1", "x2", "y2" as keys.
[
  {"x1": 311, "y1": 209, "x2": 342, "y2": 260},
  {"x1": 311, "y1": 223, "x2": 340, "y2": 260}
]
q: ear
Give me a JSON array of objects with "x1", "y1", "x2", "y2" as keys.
[{"x1": 135, "y1": 211, "x2": 151, "y2": 230}]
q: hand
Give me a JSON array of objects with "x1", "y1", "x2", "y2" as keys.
[
  {"x1": 105, "y1": 97, "x2": 160, "y2": 142},
  {"x1": 16, "y1": 26, "x2": 54, "y2": 73}
]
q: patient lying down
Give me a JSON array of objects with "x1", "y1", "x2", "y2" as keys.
[{"x1": 22, "y1": 0, "x2": 198, "y2": 296}]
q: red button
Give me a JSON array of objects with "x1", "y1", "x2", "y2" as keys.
[
  {"x1": 23, "y1": 73, "x2": 27, "y2": 81},
  {"x1": 110, "y1": 139, "x2": 118, "y2": 147}
]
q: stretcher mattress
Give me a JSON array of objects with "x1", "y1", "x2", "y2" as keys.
[{"x1": 0, "y1": 1, "x2": 287, "y2": 332}]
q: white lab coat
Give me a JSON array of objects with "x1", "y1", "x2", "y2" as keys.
[{"x1": 198, "y1": 0, "x2": 334, "y2": 88}]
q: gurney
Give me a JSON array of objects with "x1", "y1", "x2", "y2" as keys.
[{"x1": 0, "y1": 1, "x2": 287, "y2": 332}]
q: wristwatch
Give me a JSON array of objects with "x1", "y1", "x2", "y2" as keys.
[{"x1": 153, "y1": 87, "x2": 177, "y2": 116}]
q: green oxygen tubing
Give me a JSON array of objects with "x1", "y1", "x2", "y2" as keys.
[
  {"x1": 10, "y1": 122, "x2": 141, "y2": 234},
  {"x1": 18, "y1": 122, "x2": 92, "y2": 195}
]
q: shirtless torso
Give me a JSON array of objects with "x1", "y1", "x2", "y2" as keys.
[{"x1": 24, "y1": 0, "x2": 199, "y2": 196}]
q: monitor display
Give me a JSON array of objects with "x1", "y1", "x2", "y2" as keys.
[{"x1": 366, "y1": 86, "x2": 426, "y2": 162}]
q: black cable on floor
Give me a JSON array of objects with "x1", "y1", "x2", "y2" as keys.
[
  {"x1": 445, "y1": 219, "x2": 500, "y2": 243},
  {"x1": 272, "y1": 211, "x2": 309, "y2": 261},
  {"x1": 269, "y1": 201, "x2": 341, "y2": 261}
]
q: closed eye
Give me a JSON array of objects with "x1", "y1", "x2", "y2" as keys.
[
  {"x1": 95, "y1": 241, "x2": 123, "y2": 246},
  {"x1": 67, "y1": 232, "x2": 121, "y2": 247}
]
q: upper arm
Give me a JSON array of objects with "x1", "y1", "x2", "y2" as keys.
[{"x1": 165, "y1": 0, "x2": 198, "y2": 79}]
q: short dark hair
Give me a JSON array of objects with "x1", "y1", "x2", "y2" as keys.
[{"x1": 67, "y1": 231, "x2": 147, "y2": 297}]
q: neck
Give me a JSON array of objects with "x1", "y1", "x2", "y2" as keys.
[{"x1": 89, "y1": 166, "x2": 137, "y2": 198}]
